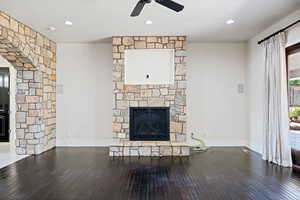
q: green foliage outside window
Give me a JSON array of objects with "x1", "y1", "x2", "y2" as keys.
[
  {"x1": 289, "y1": 79, "x2": 300, "y2": 86},
  {"x1": 290, "y1": 108, "x2": 300, "y2": 118}
]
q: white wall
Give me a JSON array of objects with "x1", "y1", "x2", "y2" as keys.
[
  {"x1": 187, "y1": 43, "x2": 247, "y2": 146},
  {"x1": 0, "y1": 56, "x2": 9, "y2": 66},
  {"x1": 246, "y1": 8, "x2": 300, "y2": 154},
  {"x1": 56, "y1": 43, "x2": 113, "y2": 146},
  {"x1": 57, "y1": 42, "x2": 247, "y2": 147}
]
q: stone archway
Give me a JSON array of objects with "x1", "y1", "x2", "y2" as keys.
[{"x1": 0, "y1": 11, "x2": 56, "y2": 155}]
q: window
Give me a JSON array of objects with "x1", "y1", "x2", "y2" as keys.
[{"x1": 287, "y1": 43, "x2": 300, "y2": 131}]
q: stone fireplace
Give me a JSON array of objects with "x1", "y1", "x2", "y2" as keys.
[{"x1": 110, "y1": 36, "x2": 189, "y2": 156}]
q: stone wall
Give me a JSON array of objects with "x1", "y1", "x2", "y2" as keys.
[
  {"x1": 0, "y1": 11, "x2": 56, "y2": 155},
  {"x1": 111, "y1": 36, "x2": 188, "y2": 156}
]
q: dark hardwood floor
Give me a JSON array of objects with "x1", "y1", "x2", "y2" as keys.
[{"x1": 1, "y1": 147, "x2": 300, "y2": 200}]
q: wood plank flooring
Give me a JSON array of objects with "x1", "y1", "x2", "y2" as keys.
[{"x1": 1, "y1": 147, "x2": 300, "y2": 200}]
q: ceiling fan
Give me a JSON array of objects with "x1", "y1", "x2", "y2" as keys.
[{"x1": 130, "y1": 0, "x2": 184, "y2": 17}]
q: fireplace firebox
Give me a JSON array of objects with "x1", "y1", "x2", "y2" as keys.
[{"x1": 130, "y1": 107, "x2": 170, "y2": 141}]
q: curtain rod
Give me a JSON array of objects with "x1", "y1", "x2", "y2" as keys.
[{"x1": 258, "y1": 19, "x2": 300, "y2": 45}]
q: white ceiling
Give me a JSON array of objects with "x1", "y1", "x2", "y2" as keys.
[{"x1": 0, "y1": 0, "x2": 300, "y2": 43}]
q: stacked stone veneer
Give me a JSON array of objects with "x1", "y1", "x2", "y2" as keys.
[
  {"x1": 0, "y1": 11, "x2": 56, "y2": 155},
  {"x1": 110, "y1": 36, "x2": 189, "y2": 156}
]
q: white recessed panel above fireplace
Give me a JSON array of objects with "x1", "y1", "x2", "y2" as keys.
[{"x1": 124, "y1": 49, "x2": 174, "y2": 85}]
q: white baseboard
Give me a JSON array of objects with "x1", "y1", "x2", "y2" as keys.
[
  {"x1": 56, "y1": 139, "x2": 248, "y2": 148},
  {"x1": 56, "y1": 139, "x2": 112, "y2": 147},
  {"x1": 189, "y1": 139, "x2": 248, "y2": 147},
  {"x1": 245, "y1": 144, "x2": 262, "y2": 154}
]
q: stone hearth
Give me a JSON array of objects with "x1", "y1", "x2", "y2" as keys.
[
  {"x1": 110, "y1": 36, "x2": 189, "y2": 156},
  {"x1": 109, "y1": 142, "x2": 190, "y2": 157}
]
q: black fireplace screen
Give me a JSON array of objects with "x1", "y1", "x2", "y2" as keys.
[{"x1": 130, "y1": 107, "x2": 170, "y2": 141}]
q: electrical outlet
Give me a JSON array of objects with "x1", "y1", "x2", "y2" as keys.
[
  {"x1": 238, "y1": 83, "x2": 244, "y2": 94},
  {"x1": 57, "y1": 84, "x2": 64, "y2": 95}
]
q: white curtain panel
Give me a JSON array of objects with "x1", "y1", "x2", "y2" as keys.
[{"x1": 262, "y1": 32, "x2": 292, "y2": 167}]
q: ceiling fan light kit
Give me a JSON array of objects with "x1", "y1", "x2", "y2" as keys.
[{"x1": 130, "y1": 0, "x2": 184, "y2": 17}]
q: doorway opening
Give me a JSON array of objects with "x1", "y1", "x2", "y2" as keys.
[
  {"x1": 0, "y1": 57, "x2": 22, "y2": 168},
  {"x1": 0, "y1": 68, "x2": 10, "y2": 142},
  {"x1": 0, "y1": 56, "x2": 17, "y2": 150}
]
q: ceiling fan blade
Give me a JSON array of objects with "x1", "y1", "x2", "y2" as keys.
[
  {"x1": 155, "y1": 0, "x2": 184, "y2": 12},
  {"x1": 131, "y1": 0, "x2": 147, "y2": 17}
]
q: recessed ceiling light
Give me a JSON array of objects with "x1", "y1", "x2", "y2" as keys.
[
  {"x1": 226, "y1": 19, "x2": 235, "y2": 25},
  {"x1": 47, "y1": 26, "x2": 56, "y2": 31},
  {"x1": 145, "y1": 20, "x2": 153, "y2": 25},
  {"x1": 65, "y1": 20, "x2": 73, "y2": 26}
]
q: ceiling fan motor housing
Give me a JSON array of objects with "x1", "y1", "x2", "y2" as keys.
[{"x1": 131, "y1": 0, "x2": 184, "y2": 17}]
